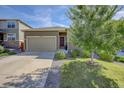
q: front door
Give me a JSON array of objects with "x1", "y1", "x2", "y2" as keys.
[
  {"x1": 0, "y1": 33, "x2": 3, "y2": 45},
  {"x1": 60, "y1": 37, "x2": 64, "y2": 48}
]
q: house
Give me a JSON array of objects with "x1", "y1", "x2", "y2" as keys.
[
  {"x1": 22, "y1": 27, "x2": 75, "y2": 52},
  {"x1": 0, "y1": 19, "x2": 32, "y2": 48},
  {"x1": 0, "y1": 19, "x2": 75, "y2": 52}
]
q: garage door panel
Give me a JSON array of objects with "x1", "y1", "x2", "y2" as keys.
[{"x1": 27, "y1": 36, "x2": 56, "y2": 52}]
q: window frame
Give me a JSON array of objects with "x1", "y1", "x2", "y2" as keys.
[
  {"x1": 7, "y1": 22, "x2": 16, "y2": 28},
  {"x1": 7, "y1": 33, "x2": 16, "y2": 40}
]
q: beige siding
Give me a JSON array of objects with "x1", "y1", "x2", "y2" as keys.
[
  {"x1": 0, "y1": 20, "x2": 18, "y2": 29},
  {"x1": 18, "y1": 21, "x2": 31, "y2": 41},
  {"x1": 0, "y1": 21, "x2": 19, "y2": 40},
  {"x1": 0, "y1": 21, "x2": 7, "y2": 28}
]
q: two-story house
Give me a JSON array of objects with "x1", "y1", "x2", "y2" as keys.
[{"x1": 0, "y1": 19, "x2": 32, "y2": 49}]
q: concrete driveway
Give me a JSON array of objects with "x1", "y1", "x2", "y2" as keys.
[{"x1": 0, "y1": 52, "x2": 55, "y2": 88}]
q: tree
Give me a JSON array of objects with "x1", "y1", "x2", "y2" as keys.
[{"x1": 68, "y1": 5, "x2": 124, "y2": 64}]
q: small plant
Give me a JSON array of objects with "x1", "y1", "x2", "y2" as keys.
[
  {"x1": 0, "y1": 46, "x2": 16, "y2": 56},
  {"x1": 55, "y1": 50, "x2": 66, "y2": 60},
  {"x1": 8, "y1": 51, "x2": 16, "y2": 55},
  {"x1": 98, "y1": 51, "x2": 114, "y2": 61},
  {"x1": 71, "y1": 49, "x2": 80, "y2": 58},
  {"x1": 0, "y1": 45, "x2": 4, "y2": 53},
  {"x1": 115, "y1": 56, "x2": 124, "y2": 63}
]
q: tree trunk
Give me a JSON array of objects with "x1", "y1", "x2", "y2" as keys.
[{"x1": 90, "y1": 52, "x2": 94, "y2": 64}]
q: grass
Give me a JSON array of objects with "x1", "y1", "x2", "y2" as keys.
[{"x1": 60, "y1": 58, "x2": 124, "y2": 88}]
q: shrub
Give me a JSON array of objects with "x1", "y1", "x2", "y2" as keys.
[
  {"x1": 0, "y1": 46, "x2": 16, "y2": 56},
  {"x1": 55, "y1": 50, "x2": 66, "y2": 60},
  {"x1": 0, "y1": 45, "x2": 4, "y2": 53},
  {"x1": 82, "y1": 50, "x2": 90, "y2": 58},
  {"x1": 0, "y1": 53, "x2": 9, "y2": 56},
  {"x1": 8, "y1": 51, "x2": 16, "y2": 55},
  {"x1": 97, "y1": 50, "x2": 114, "y2": 61},
  {"x1": 71, "y1": 49, "x2": 80, "y2": 58},
  {"x1": 115, "y1": 56, "x2": 124, "y2": 63}
]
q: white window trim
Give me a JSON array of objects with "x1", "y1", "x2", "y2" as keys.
[{"x1": 7, "y1": 33, "x2": 16, "y2": 40}]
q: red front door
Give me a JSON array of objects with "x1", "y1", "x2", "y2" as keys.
[{"x1": 60, "y1": 37, "x2": 64, "y2": 48}]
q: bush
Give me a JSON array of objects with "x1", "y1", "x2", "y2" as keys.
[
  {"x1": 55, "y1": 50, "x2": 66, "y2": 60},
  {"x1": 0, "y1": 53, "x2": 9, "y2": 56},
  {"x1": 115, "y1": 56, "x2": 124, "y2": 63},
  {"x1": 0, "y1": 45, "x2": 4, "y2": 53},
  {"x1": 8, "y1": 51, "x2": 16, "y2": 55},
  {"x1": 0, "y1": 46, "x2": 16, "y2": 56},
  {"x1": 82, "y1": 50, "x2": 90, "y2": 58},
  {"x1": 97, "y1": 51, "x2": 114, "y2": 61},
  {"x1": 71, "y1": 49, "x2": 80, "y2": 58}
]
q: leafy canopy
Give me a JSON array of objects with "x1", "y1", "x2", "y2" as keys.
[{"x1": 68, "y1": 5, "x2": 124, "y2": 55}]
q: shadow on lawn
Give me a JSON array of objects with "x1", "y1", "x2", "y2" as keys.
[
  {"x1": 60, "y1": 61, "x2": 119, "y2": 88},
  {"x1": 0, "y1": 68, "x2": 50, "y2": 88}
]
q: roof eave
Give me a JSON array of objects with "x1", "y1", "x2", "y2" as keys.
[{"x1": 22, "y1": 28, "x2": 68, "y2": 32}]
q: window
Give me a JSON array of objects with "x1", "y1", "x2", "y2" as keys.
[
  {"x1": 7, "y1": 33, "x2": 16, "y2": 40},
  {"x1": 7, "y1": 22, "x2": 16, "y2": 28}
]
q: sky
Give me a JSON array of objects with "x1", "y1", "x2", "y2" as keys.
[{"x1": 0, "y1": 5, "x2": 124, "y2": 28}]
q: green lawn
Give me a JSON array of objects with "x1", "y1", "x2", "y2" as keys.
[{"x1": 60, "y1": 58, "x2": 124, "y2": 88}]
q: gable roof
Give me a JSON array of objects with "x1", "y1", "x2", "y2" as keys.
[{"x1": 0, "y1": 19, "x2": 32, "y2": 28}]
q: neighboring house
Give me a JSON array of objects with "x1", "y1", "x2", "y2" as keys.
[
  {"x1": 0, "y1": 19, "x2": 32, "y2": 48},
  {"x1": 22, "y1": 27, "x2": 75, "y2": 52}
]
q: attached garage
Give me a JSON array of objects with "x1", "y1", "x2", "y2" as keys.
[
  {"x1": 26, "y1": 36, "x2": 57, "y2": 52},
  {"x1": 22, "y1": 27, "x2": 68, "y2": 52},
  {"x1": 23, "y1": 30, "x2": 59, "y2": 52}
]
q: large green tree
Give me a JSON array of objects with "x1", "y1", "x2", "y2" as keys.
[{"x1": 68, "y1": 5, "x2": 124, "y2": 63}]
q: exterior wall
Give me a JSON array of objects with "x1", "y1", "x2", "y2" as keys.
[
  {"x1": 0, "y1": 21, "x2": 8, "y2": 29},
  {"x1": 18, "y1": 21, "x2": 31, "y2": 42},
  {"x1": 0, "y1": 21, "x2": 19, "y2": 40},
  {"x1": 24, "y1": 31, "x2": 59, "y2": 50},
  {"x1": 0, "y1": 20, "x2": 19, "y2": 48},
  {"x1": 4, "y1": 41, "x2": 19, "y2": 48},
  {"x1": 0, "y1": 20, "x2": 31, "y2": 48}
]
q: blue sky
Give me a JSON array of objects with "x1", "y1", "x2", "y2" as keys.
[
  {"x1": 0, "y1": 5, "x2": 124, "y2": 28},
  {"x1": 0, "y1": 5, "x2": 72, "y2": 28}
]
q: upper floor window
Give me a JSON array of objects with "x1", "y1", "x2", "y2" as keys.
[{"x1": 7, "y1": 22, "x2": 16, "y2": 28}]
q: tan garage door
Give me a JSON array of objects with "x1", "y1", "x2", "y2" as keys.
[{"x1": 26, "y1": 36, "x2": 57, "y2": 52}]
